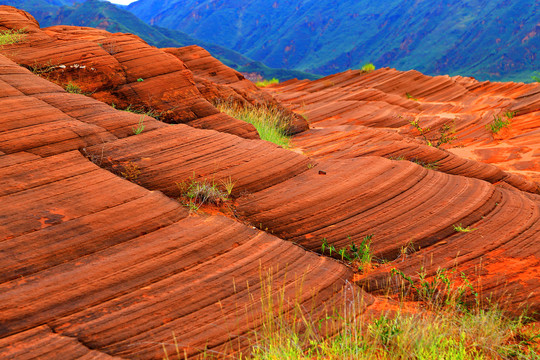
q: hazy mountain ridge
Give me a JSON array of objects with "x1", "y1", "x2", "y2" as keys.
[{"x1": 128, "y1": 0, "x2": 540, "y2": 82}]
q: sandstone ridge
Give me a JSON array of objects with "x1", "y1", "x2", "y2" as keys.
[{"x1": 1, "y1": 6, "x2": 539, "y2": 359}]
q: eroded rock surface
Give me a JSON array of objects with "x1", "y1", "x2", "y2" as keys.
[
  {"x1": 267, "y1": 68, "x2": 540, "y2": 186},
  {"x1": 0, "y1": 5, "x2": 259, "y2": 139},
  {"x1": 1, "y1": 6, "x2": 539, "y2": 359}
]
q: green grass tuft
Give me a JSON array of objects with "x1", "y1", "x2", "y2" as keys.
[
  {"x1": 65, "y1": 81, "x2": 82, "y2": 94},
  {"x1": 255, "y1": 77, "x2": 279, "y2": 87},
  {"x1": 215, "y1": 100, "x2": 292, "y2": 148},
  {"x1": 0, "y1": 28, "x2": 27, "y2": 46},
  {"x1": 486, "y1": 114, "x2": 512, "y2": 134}
]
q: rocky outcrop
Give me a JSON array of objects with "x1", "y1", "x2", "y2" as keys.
[
  {"x1": 267, "y1": 68, "x2": 540, "y2": 190},
  {"x1": 0, "y1": 45, "x2": 360, "y2": 358},
  {"x1": 1, "y1": 6, "x2": 539, "y2": 359},
  {"x1": 0, "y1": 5, "x2": 258, "y2": 139}
]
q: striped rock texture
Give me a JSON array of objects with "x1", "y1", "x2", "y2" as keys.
[
  {"x1": 1, "y1": 5, "x2": 539, "y2": 359},
  {"x1": 0, "y1": 45, "x2": 361, "y2": 358},
  {"x1": 266, "y1": 68, "x2": 540, "y2": 186},
  {"x1": 0, "y1": 5, "x2": 259, "y2": 139}
]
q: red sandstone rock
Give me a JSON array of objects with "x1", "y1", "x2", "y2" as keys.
[
  {"x1": 165, "y1": 45, "x2": 309, "y2": 134},
  {"x1": 267, "y1": 68, "x2": 540, "y2": 184},
  {"x1": 0, "y1": 6, "x2": 258, "y2": 139},
  {"x1": 1, "y1": 6, "x2": 539, "y2": 358}
]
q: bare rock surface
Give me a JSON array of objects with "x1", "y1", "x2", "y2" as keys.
[{"x1": 0, "y1": 152, "x2": 359, "y2": 358}]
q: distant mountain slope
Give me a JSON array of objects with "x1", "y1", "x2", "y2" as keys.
[
  {"x1": 127, "y1": 0, "x2": 540, "y2": 83},
  {"x1": 0, "y1": 0, "x2": 319, "y2": 80}
]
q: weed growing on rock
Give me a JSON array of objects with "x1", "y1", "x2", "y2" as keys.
[
  {"x1": 321, "y1": 235, "x2": 374, "y2": 272},
  {"x1": 391, "y1": 267, "x2": 478, "y2": 311},
  {"x1": 65, "y1": 81, "x2": 82, "y2": 94},
  {"x1": 532, "y1": 72, "x2": 540, "y2": 82},
  {"x1": 215, "y1": 100, "x2": 292, "y2": 148},
  {"x1": 361, "y1": 62, "x2": 375, "y2": 72},
  {"x1": 113, "y1": 104, "x2": 162, "y2": 120},
  {"x1": 120, "y1": 161, "x2": 141, "y2": 181},
  {"x1": 166, "y1": 269, "x2": 538, "y2": 359},
  {"x1": 486, "y1": 112, "x2": 513, "y2": 134},
  {"x1": 176, "y1": 176, "x2": 232, "y2": 211},
  {"x1": 132, "y1": 116, "x2": 145, "y2": 135},
  {"x1": 409, "y1": 119, "x2": 456, "y2": 148},
  {"x1": 410, "y1": 158, "x2": 440, "y2": 170},
  {"x1": 406, "y1": 92, "x2": 418, "y2": 101},
  {"x1": 220, "y1": 176, "x2": 236, "y2": 196},
  {"x1": 137, "y1": 78, "x2": 144, "y2": 82},
  {"x1": 0, "y1": 28, "x2": 27, "y2": 45},
  {"x1": 453, "y1": 224, "x2": 477, "y2": 233},
  {"x1": 255, "y1": 77, "x2": 279, "y2": 87}
]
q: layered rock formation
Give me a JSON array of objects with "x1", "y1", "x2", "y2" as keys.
[{"x1": 1, "y1": 5, "x2": 539, "y2": 359}]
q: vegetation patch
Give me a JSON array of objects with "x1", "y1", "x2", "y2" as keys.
[
  {"x1": 164, "y1": 267, "x2": 538, "y2": 360},
  {"x1": 321, "y1": 235, "x2": 374, "y2": 273},
  {"x1": 215, "y1": 100, "x2": 292, "y2": 148},
  {"x1": 176, "y1": 175, "x2": 235, "y2": 212},
  {"x1": 65, "y1": 81, "x2": 82, "y2": 94},
  {"x1": 486, "y1": 112, "x2": 515, "y2": 134},
  {"x1": 0, "y1": 28, "x2": 27, "y2": 46},
  {"x1": 112, "y1": 103, "x2": 162, "y2": 120},
  {"x1": 132, "y1": 116, "x2": 145, "y2": 135},
  {"x1": 361, "y1": 62, "x2": 376, "y2": 72},
  {"x1": 406, "y1": 92, "x2": 418, "y2": 101},
  {"x1": 255, "y1": 77, "x2": 279, "y2": 87},
  {"x1": 453, "y1": 224, "x2": 477, "y2": 233},
  {"x1": 410, "y1": 119, "x2": 457, "y2": 148}
]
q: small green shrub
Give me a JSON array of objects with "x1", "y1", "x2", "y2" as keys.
[
  {"x1": 406, "y1": 92, "x2": 418, "y2": 101},
  {"x1": 410, "y1": 119, "x2": 457, "y2": 148},
  {"x1": 215, "y1": 100, "x2": 292, "y2": 148},
  {"x1": 255, "y1": 77, "x2": 279, "y2": 87},
  {"x1": 65, "y1": 82, "x2": 82, "y2": 94},
  {"x1": 321, "y1": 234, "x2": 373, "y2": 272},
  {"x1": 532, "y1": 72, "x2": 540, "y2": 82},
  {"x1": 486, "y1": 114, "x2": 511, "y2": 134},
  {"x1": 361, "y1": 62, "x2": 376, "y2": 72},
  {"x1": 0, "y1": 28, "x2": 27, "y2": 45},
  {"x1": 176, "y1": 176, "x2": 232, "y2": 211},
  {"x1": 410, "y1": 158, "x2": 440, "y2": 170},
  {"x1": 137, "y1": 78, "x2": 144, "y2": 82}
]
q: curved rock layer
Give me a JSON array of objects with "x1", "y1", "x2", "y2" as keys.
[
  {"x1": 85, "y1": 125, "x2": 310, "y2": 197},
  {"x1": 0, "y1": 150, "x2": 360, "y2": 359},
  {"x1": 0, "y1": 23, "x2": 363, "y2": 358},
  {"x1": 0, "y1": 5, "x2": 258, "y2": 139},
  {"x1": 235, "y1": 157, "x2": 540, "y2": 312},
  {"x1": 267, "y1": 68, "x2": 540, "y2": 185},
  {"x1": 1, "y1": 7, "x2": 539, "y2": 358},
  {"x1": 0, "y1": 325, "x2": 122, "y2": 360}
]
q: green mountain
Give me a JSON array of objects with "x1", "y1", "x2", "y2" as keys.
[
  {"x1": 0, "y1": 0, "x2": 319, "y2": 81},
  {"x1": 127, "y1": 0, "x2": 540, "y2": 83}
]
